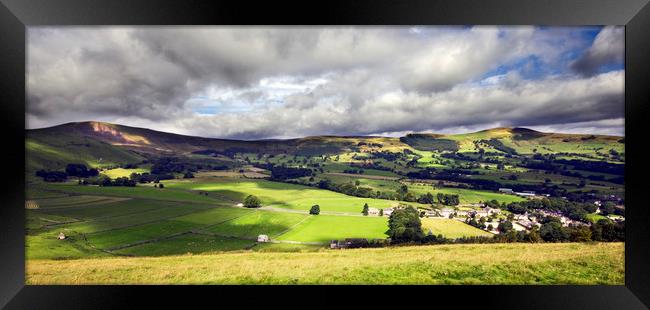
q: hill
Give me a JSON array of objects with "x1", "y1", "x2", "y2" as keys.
[
  {"x1": 26, "y1": 242, "x2": 623, "y2": 285},
  {"x1": 26, "y1": 121, "x2": 624, "y2": 172}
]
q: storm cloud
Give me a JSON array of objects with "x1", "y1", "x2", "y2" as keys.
[
  {"x1": 27, "y1": 26, "x2": 625, "y2": 138},
  {"x1": 570, "y1": 26, "x2": 624, "y2": 77}
]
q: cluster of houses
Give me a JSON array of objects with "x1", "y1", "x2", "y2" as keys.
[
  {"x1": 498, "y1": 188, "x2": 547, "y2": 198},
  {"x1": 435, "y1": 206, "x2": 501, "y2": 219},
  {"x1": 367, "y1": 207, "x2": 394, "y2": 217}
]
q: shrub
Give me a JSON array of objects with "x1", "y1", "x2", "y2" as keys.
[{"x1": 243, "y1": 195, "x2": 262, "y2": 208}]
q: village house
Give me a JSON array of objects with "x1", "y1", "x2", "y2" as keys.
[
  {"x1": 512, "y1": 222, "x2": 528, "y2": 231},
  {"x1": 455, "y1": 210, "x2": 468, "y2": 217},
  {"x1": 58, "y1": 232, "x2": 66, "y2": 240},
  {"x1": 424, "y1": 210, "x2": 437, "y2": 218},
  {"x1": 469, "y1": 210, "x2": 488, "y2": 218},
  {"x1": 439, "y1": 208, "x2": 454, "y2": 218},
  {"x1": 367, "y1": 207, "x2": 380, "y2": 216},
  {"x1": 383, "y1": 208, "x2": 394, "y2": 217},
  {"x1": 484, "y1": 221, "x2": 501, "y2": 233},
  {"x1": 257, "y1": 234, "x2": 269, "y2": 242}
]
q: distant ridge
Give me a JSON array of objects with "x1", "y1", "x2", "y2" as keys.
[
  {"x1": 26, "y1": 121, "x2": 624, "y2": 172},
  {"x1": 28, "y1": 121, "x2": 623, "y2": 140}
]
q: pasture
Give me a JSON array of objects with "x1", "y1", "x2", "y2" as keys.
[
  {"x1": 26, "y1": 242, "x2": 624, "y2": 285},
  {"x1": 421, "y1": 218, "x2": 493, "y2": 238},
  {"x1": 277, "y1": 215, "x2": 389, "y2": 243},
  {"x1": 164, "y1": 179, "x2": 421, "y2": 213},
  {"x1": 101, "y1": 167, "x2": 150, "y2": 179}
]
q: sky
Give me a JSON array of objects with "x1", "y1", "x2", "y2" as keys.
[{"x1": 26, "y1": 26, "x2": 625, "y2": 139}]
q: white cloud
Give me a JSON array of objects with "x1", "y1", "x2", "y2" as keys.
[
  {"x1": 571, "y1": 26, "x2": 624, "y2": 76},
  {"x1": 27, "y1": 26, "x2": 624, "y2": 138}
]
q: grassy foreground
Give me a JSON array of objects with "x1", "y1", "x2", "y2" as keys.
[{"x1": 26, "y1": 242, "x2": 623, "y2": 285}]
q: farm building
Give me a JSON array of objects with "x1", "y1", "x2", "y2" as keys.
[
  {"x1": 455, "y1": 210, "x2": 468, "y2": 217},
  {"x1": 235, "y1": 203, "x2": 244, "y2": 207},
  {"x1": 367, "y1": 208, "x2": 380, "y2": 216},
  {"x1": 58, "y1": 232, "x2": 66, "y2": 240},
  {"x1": 424, "y1": 210, "x2": 437, "y2": 218},
  {"x1": 514, "y1": 192, "x2": 536, "y2": 197},
  {"x1": 439, "y1": 208, "x2": 454, "y2": 218},
  {"x1": 499, "y1": 188, "x2": 513, "y2": 193},
  {"x1": 383, "y1": 208, "x2": 394, "y2": 216},
  {"x1": 257, "y1": 234, "x2": 269, "y2": 242}
]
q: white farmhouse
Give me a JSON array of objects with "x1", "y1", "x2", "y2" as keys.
[
  {"x1": 439, "y1": 208, "x2": 454, "y2": 218},
  {"x1": 368, "y1": 207, "x2": 380, "y2": 216}
]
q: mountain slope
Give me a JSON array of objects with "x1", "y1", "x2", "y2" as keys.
[{"x1": 26, "y1": 121, "x2": 625, "y2": 172}]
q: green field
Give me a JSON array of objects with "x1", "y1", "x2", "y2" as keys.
[
  {"x1": 203, "y1": 210, "x2": 308, "y2": 239},
  {"x1": 421, "y1": 218, "x2": 493, "y2": 238},
  {"x1": 164, "y1": 179, "x2": 424, "y2": 213},
  {"x1": 26, "y1": 242, "x2": 624, "y2": 285},
  {"x1": 277, "y1": 215, "x2": 389, "y2": 243},
  {"x1": 115, "y1": 235, "x2": 256, "y2": 256},
  {"x1": 406, "y1": 184, "x2": 526, "y2": 204},
  {"x1": 38, "y1": 183, "x2": 222, "y2": 204},
  {"x1": 101, "y1": 167, "x2": 150, "y2": 179}
]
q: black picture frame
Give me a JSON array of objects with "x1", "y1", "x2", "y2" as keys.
[{"x1": 1, "y1": 0, "x2": 649, "y2": 308}]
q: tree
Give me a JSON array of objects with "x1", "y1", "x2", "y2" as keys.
[
  {"x1": 600, "y1": 202, "x2": 616, "y2": 215},
  {"x1": 379, "y1": 209, "x2": 384, "y2": 216},
  {"x1": 436, "y1": 193, "x2": 445, "y2": 204},
  {"x1": 570, "y1": 226, "x2": 592, "y2": 242},
  {"x1": 525, "y1": 227, "x2": 543, "y2": 243},
  {"x1": 362, "y1": 203, "x2": 369, "y2": 216},
  {"x1": 309, "y1": 204, "x2": 320, "y2": 215},
  {"x1": 243, "y1": 195, "x2": 262, "y2": 208},
  {"x1": 158, "y1": 183, "x2": 164, "y2": 189},
  {"x1": 398, "y1": 185, "x2": 408, "y2": 196},
  {"x1": 386, "y1": 206, "x2": 424, "y2": 243},
  {"x1": 403, "y1": 192, "x2": 417, "y2": 202},
  {"x1": 540, "y1": 221, "x2": 569, "y2": 242},
  {"x1": 66, "y1": 163, "x2": 89, "y2": 178},
  {"x1": 497, "y1": 221, "x2": 513, "y2": 234}
]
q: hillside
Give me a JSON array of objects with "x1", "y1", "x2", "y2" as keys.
[
  {"x1": 26, "y1": 121, "x2": 624, "y2": 172},
  {"x1": 26, "y1": 242, "x2": 623, "y2": 285}
]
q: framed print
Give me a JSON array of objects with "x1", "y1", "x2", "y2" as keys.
[{"x1": 1, "y1": 0, "x2": 649, "y2": 308}]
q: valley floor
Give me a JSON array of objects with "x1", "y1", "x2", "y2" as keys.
[{"x1": 26, "y1": 242, "x2": 623, "y2": 285}]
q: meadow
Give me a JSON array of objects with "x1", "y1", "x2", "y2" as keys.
[
  {"x1": 421, "y1": 218, "x2": 493, "y2": 238},
  {"x1": 101, "y1": 167, "x2": 150, "y2": 178},
  {"x1": 26, "y1": 242, "x2": 624, "y2": 285},
  {"x1": 163, "y1": 178, "x2": 424, "y2": 213}
]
